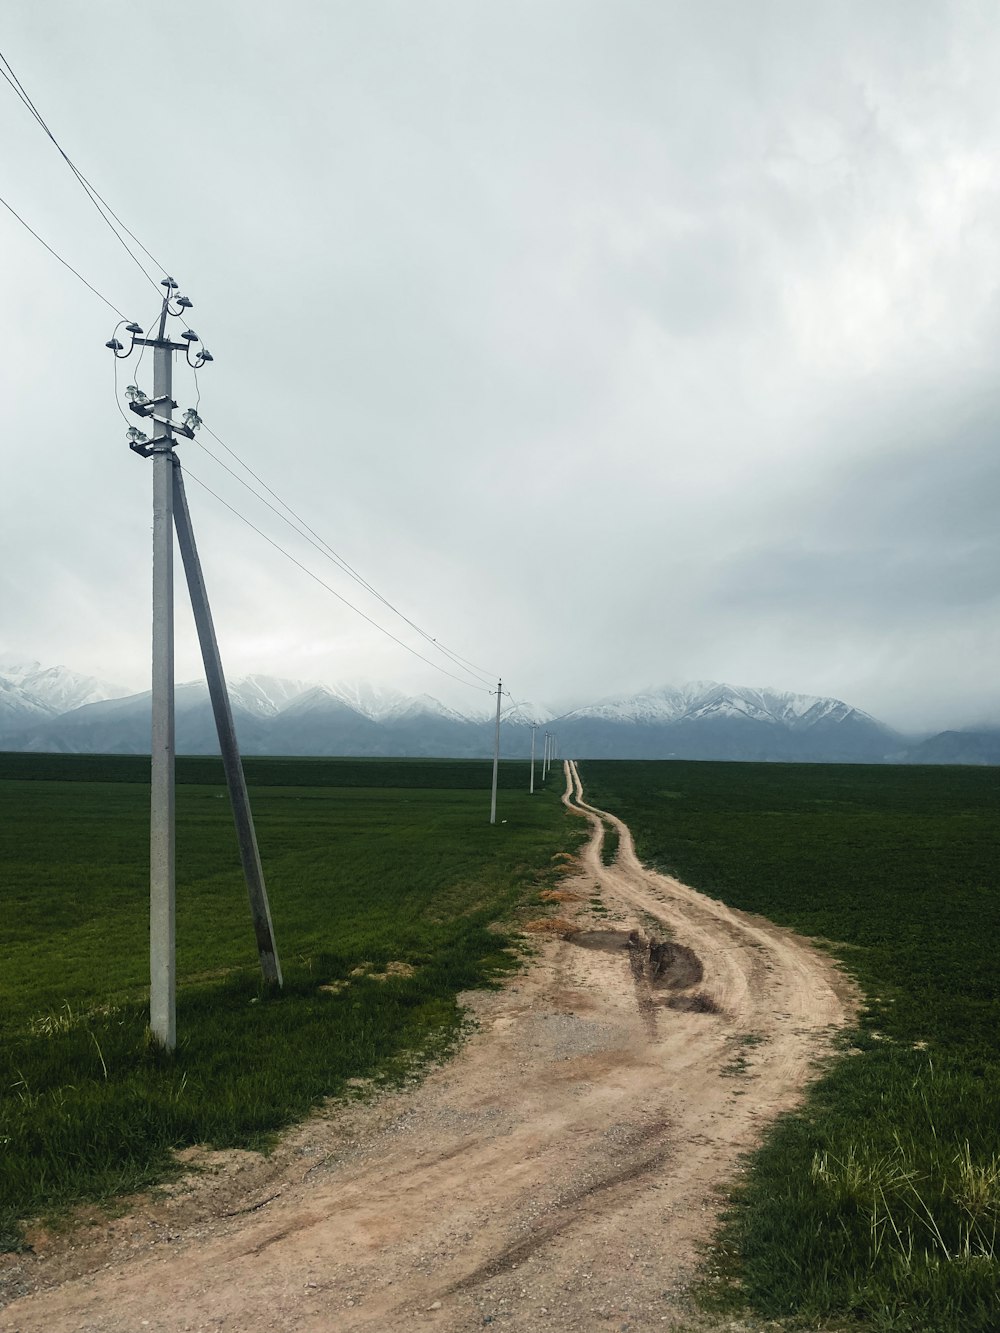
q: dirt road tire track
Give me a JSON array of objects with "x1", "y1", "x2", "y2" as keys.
[{"x1": 1, "y1": 762, "x2": 854, "y2": 1333}]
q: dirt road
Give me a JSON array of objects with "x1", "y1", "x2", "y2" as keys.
[{"x1": 1, "y1": 762, "x2": 853, "y2": 1333}]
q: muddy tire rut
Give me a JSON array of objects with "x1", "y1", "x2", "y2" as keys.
[{"x1": 0, "y1": 762, "x2": 854, "y2": 1333}]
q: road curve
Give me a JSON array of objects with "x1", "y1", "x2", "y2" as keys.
[{"x1": 563, "y1": 758, "x2": 853, "y2": 1104}]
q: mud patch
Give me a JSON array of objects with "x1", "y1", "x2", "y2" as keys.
[
  {"x1": 641, "y1": 938, "x2": 703, "y2": 991},
  {"x1": 664, "y1": 992, "x2": 720, "y2": 1014},
  {"x1": 571, "y1": 929, "x2": 632, "y2": 953}
]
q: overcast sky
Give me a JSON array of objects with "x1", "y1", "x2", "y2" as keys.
[{"x1": 3, "y1": 1, "x2": 1000, "y2": 732}]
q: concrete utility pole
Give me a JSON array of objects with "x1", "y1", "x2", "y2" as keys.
[
  {"x1": 109, "y1": 280, "x2": 280, "y2": 1050},
  {"x1": 529, "y1": 723, "x2": 537, "y2": 794},
  {"x1": 149, "y1": 292, "x2": 176, "y2": 1051},
  {"x1": 490, "y1": 679, "x2": 502, "y2": 825}
]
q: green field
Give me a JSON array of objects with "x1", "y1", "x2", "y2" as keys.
[
  {"x1": 0, "y1": 753, "x2": 576, "y2": 1250},
  {"x1": 581, "y1": 759, "x2": 1000, "y2": 1333}
]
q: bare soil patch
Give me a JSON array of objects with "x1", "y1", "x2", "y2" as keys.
[
  {"x1": 0, "y1": 762, "x2": 854, "y2": 1333},
  {"x1": 570, "y1": 928, "x2": 632, "y2": 953}
]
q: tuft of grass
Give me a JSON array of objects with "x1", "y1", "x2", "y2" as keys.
[{"x1": 720, "y1": 1032, "x2": 766, "y2": 1078}]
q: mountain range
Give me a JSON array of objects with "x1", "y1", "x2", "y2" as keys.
[{"x1": 1, "y1": 656, "x2": 996, "y2": 765}]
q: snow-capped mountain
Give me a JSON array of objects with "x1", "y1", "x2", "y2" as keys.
[
  {"x1": 0, "y1": 677, "x2": 54, "y2": 729},
  {"x1": 0, "y1": 655, "x2": 959, "y2": 763},
  {"x1": 324, "y1": 679, "x2": 412, "y2": 721},
  {"x1": 566, "y1": 682, "x2": 881, "y2": 733},
  {"x1": 229, "y1": 674, "x2": 314, "y2": 717},
  {"x1": 0, "y1": 662, "x2": 496, "y2": 758},
  {"x1": 0, "y1": 657, "x2": 129, "y2": 738},
  {"x1": 388, "y1": 693, "x2": 471, "y2": 724},
  {"x1": 555, "y1": 681, "x2": 899, "y2": 762},
  {"x1": 501, "y1": 699, "x2": 555, "y2": 726}
]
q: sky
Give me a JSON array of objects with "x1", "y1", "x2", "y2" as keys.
[{"x1": 2, "y1": 0, "x2": 1000, "y2": 734}]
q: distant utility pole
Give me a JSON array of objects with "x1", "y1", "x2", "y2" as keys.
[
  {"x1": 529, "y1": 723, "x2": 537, "y2": 794},
  {"x1": 490, "y1": 679, "x2": 503, "y2": 824},
  {"x1": 107, "y1": 280, "x2": 281, "y2": 1052}
]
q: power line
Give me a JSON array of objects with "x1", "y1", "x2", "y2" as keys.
[
  {"x1": 0, "y1": 48, "x2": 165, "y2": 299},
  {"x1": 188, "y1": 418, "x2": 498, "y2": 686},
  {"x1": 501, "y1": 695, "x2": 535, "y2": 719},
  {"x1": 0, "y1": 51, "x2": 164, "y2": 286},
  {"x1": 111, "y1": 333, "x2": 135, "y2": 427},
  {"x1": 191, "y1": 430, "x2": 496, "y2": 688},
  {"x1": 116, "y1": 357, "x2": 498, "y2": 688},
  {"x1": 0, "y1": 190, "x2": 127, "y2": 318},
  {"x1": 180, "y1": 465, "x2": 496, "y2": 695}
]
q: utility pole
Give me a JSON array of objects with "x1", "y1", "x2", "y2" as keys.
[
  {"x1": 108, "y1": 280, "x2": 280, "y2": 1051},
  {"x1": 529, "y1": 723, "x2": 536, "y2": 794},
  {"x1": 490, "y1": 679, "x2": 502, "y2": 824},
  {"x1": 149, "y1": 288, "x2": 176, "y2": 1051}
]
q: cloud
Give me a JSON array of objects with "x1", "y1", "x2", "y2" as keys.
[{"x1": 2, "y1": 0, "x2": 999, "y2": 734}]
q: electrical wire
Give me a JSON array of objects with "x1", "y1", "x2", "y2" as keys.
[
  {"x1": 132, "y1": 310, "x2": 161, "y2": 387},
  {"x1": 0, "y1": 51, "x2": 164, "y2": 286},
  {"x1": 193, "y1": 419, "x2": 499, "y2": 686},
  {"x1": 193, "y1": 434, "x2": 496, "y2": 689},
  {"x1": 113, "y1": 364, "x2": 499, "y2": 691},
  {"x1": 197, "y1": 421, "x2": 497, "y2": 682},
  {"x1": 0, "y1": 191, "x2": 127, "y2": 318},
  {"x1": 180, "y1": 464, "x2": 495, "y2": 696},
  {"x1": 501, "y1": 695, "x2": 532, "y2": 718},
  {"x1": 0, "y1": 49, "x2": 165, "y2": 299},
  {"x1": 111, "y1": 333, "x2": 135, "y2": 428}
]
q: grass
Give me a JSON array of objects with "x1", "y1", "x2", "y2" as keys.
[
  {"x1": 0, "y1": 753, "x2": 576, "y2": 1251},
  {"x1": 600, "y1": 818, "x2": 620, "y2": 866},
  {"x1": 580, "y1": 759, "x2": 1000, "y2": 1333},
  {"x1": 720, "y1": 1032, "x2": 767, "y2": 1079}
]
